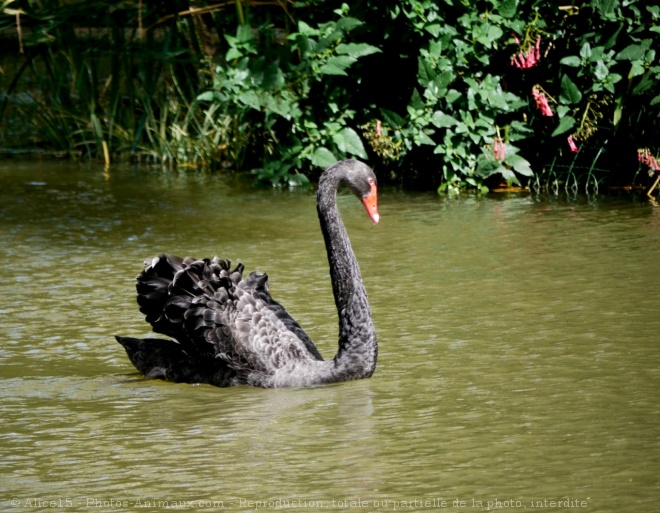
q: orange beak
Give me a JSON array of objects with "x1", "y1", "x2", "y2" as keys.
[{"x1": 361, "y1": 182, "x2": 379, "y2": 224}]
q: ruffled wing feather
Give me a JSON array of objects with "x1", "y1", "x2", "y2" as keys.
[{"x1": 136, "y1": 254, "x2": 323, "y2": 383}]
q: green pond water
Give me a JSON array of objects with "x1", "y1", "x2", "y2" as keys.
[{"x1": 0, "y1": 161, "x2": 658, "y2": 513}]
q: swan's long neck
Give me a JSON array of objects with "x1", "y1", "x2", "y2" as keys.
[{"x1": 317, "y1": 168, "x2": 378, "y2": 380}]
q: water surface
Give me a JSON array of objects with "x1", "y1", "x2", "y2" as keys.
[{"x1": 1, "y1": 162, "x2": 658, "y2": 512}]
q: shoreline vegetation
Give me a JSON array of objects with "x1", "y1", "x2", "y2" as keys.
[{"x1": 0, "y1": 0, "x2": 658, "y2": 194}]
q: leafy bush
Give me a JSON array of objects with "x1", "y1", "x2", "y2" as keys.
[
  {"x1": 195, "y1": 0, "x2": 660, "y2": 191},
  {"x1": 412, "y1": 0, "x2": 659, "y2": 192},
  {"x1": 1, "y1": 0, "x2": 659, "y2": 192},
  {"x1": 197, "y1": 5, "x2": 379, "y2": 185}
]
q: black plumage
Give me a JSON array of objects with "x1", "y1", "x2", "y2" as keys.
[{"x1": 116, "y1": 159, "x2": 379, "y2": 388}]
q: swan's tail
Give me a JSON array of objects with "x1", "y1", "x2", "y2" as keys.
[
  {"x1": 115, "y1": 336, "x2": 237, "y2": 386},
  {"x1": 115, "y1": 254, "x2": 246, "y2": 385},
  {"x1": 135, "y1": 254, "x2": 244, "y2": 345},
  {"x1": 117, "y1": 253, "x2": 319, "y2": 386}
]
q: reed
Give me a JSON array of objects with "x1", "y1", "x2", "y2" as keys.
[
  {"x1": 0, "y1": 1, "x2": 237, "y2": 168},
  {"x1": 532, "y1": 147, "x2": 609, "y2": 196}
]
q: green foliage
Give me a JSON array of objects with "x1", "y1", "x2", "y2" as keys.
[
  {"x1": 548, "y1": 1, "x2": 659, "y2": 143},
  {"x1": 196, "y1": 4, "x2": 377, "y2": 185},
  {"x1": 373, "y1": 0, "x2": 660, "y2": 191},
  {"x1": 1, "y1": 0, "x2": 659, "y2": 192}
]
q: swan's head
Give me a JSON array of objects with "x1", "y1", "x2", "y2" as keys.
[{"x1": 341, "y1": 160, "x2": 379, "y2": 224}]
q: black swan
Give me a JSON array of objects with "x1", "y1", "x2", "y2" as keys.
[{"x1": 116, "y1": 159, "x2": 379, "y2": 388}]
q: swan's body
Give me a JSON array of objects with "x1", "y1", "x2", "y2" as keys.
[{"x1": 116, "y1": 160, "x2": 379, "y2": 388}]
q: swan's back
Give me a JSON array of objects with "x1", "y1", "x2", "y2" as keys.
[{"x1": 120, "y1": 254, "x2": 324, "y2": 387}]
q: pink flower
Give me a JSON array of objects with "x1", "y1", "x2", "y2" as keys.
[
  {"x1": 638, "y1": 148, "x2": 659, "y2": 171},
  {"x1": 511, "y1": 36, "x2": 541, "y2": 69},
  {"x1": 567, "y1": 136, "x2": 579, "y2": 153},
  {"x1": 532, "y1": 86, "x2": 553, "y2": 117},
  {"x1": 493, "y1": 137, "x2": 506, "y2": 161}
]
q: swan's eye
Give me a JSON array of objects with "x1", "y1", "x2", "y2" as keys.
[{"x1": 368, "y1": 178, "x2": 374, "y2": 185}]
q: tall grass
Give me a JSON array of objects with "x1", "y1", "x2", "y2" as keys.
[{"x1": 0, "y1": 1, "x2": 236, "y2": 168}]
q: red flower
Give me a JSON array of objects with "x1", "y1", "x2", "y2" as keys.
[
  {"x1": 532, "y1": 86, "x2": 553, "y2": 117},
  {"x1": 511, "y1": 36, "x2": 541, "y2": 69},
  {"x1": 493, "y1": 137, "x2": 506, "y2": 161},
  {"x1": 638, "y1": 148, "x2": 659, "y2": 171},
  {"x1": 567, "y1": 136, "x2": 579, "y2": 153}
]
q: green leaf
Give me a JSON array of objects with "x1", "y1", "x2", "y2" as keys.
[
  {"x1": 630, "y1": 62, "x2": 646, "y2": 77},
  {"x1": 264, "y1": 94, "x2": 298, "y2": 119},
  {"x1": 226, "y1": 48, "x2": 242, "y2": 61},
  {"x1": 417, "y1": 132, "x2": 436, "y2": 146},
  {"x1": 602, "y1": 71, "x2": 622, "y2": 93},
  {"x1": 319, "y1": 56, "x2": 357, "y2": 75},
  {"x1": 589, "y1": 46, "x2": 605, "y2": 63},
  {"x1": 417, "y1": 56, "x2": 437, "y2": 85},
  {"x1": 603, "y1": 23, "x2": 623, "y2": 49},
  {"x1": 499, "y1": 0, "x2": 518, "y2": 18},
  {"x1": 287, "y1": 173, "x2": 310, "y2": 187},
  {"x1": 477, "y1": 25, "x2": 503, "y2": 47},
  {"x1": 336, "y1": 43, "x2": 381, "y2": 59},
  {"x1": 505, "y1": 154, "x2": 533, "y2": 177},
  {"x1": 488, "y1": 25, "x2": 504, "y2": 43},
  {"x1": 409, "y1": 89, "x2": 425, "y2": 111},
  {"x1": 333, "y1": 127, "x2": 368, "y2": 158},
  {"x1": 238, "y1": 91, "x2": 261, "y2": 110},
  {"x1": 431, "y1": 111, "x2": 459, "y2": 128},
  {"x1": 560, "y1": 56, "x2": 582, "y2": 67},
  {"x1": 237, "y1": 24, "x2": 254, "y2": 43},
  {"x1": 336, "y1": 17, "x2": 363, "y2": 32},
  {"x1": 435, "y1": 71, "x2": 454, "y2": 91},
  {"x1": 310, "y1": 147, "x2": 337, "y2": 168},
  {"x1": 425, "y1": 23, "x2": 442, "y2": 37},
  {"x1": 551, "y1": 115, "x2": 576, "y2": 136},
  {"x1": 632, "y1": 69, "x2": 660, "y2": 95},
  {"x1": 476, "y1": 159, "x2": 504, "y2": 178},
  {"x1": 380, "y1": 109, "x2": 405, "y2": 128},
  {"x1": 594, "y1": 0, "x2": 619, "y2": 17},
  {"x1": 594, "y1": 60, "x2": 609, "y2": 81},
  {"x1": 500, "y1": 168, "x2": 520, "y2": 185},
  {"x1": 445, "y1": 89, "x2": 462, "y2": 104},
  {"x1": 607, "y1": 73, "x2": 622, "y2": 84},
  {"x1": 196, "y1": 91, "x2": 219, "y2": 102},
  {"x1": 613, "y1": 95, "x2": 623, "y2": 127},
  {"x1": 616, "y1": 40, "x2": 651, "y2": 61},
  {"x1": 261, "y1": 64, "x2": 285, "y2": 90},
  {"x1": 296, "y1": 21, "x2": 318, "y2": 36},
  {"x1": 560, "y1": 75, "x2": 582, "y2": 105}
]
